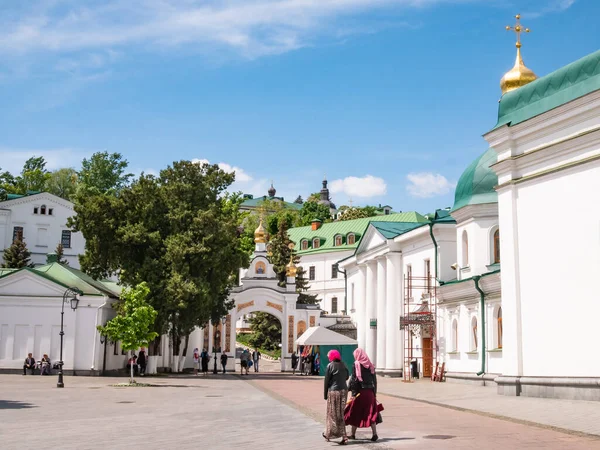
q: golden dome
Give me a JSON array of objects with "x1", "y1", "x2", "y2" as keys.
[
  {"x1": 254, "y1": 219, "x2": 266, "y2": 244},
  {"x1": 286, "y1": 242, "x2": 297, "y2": 277},
  {"x1": 501, "y1": 46, "x2": 537, "y2": 94},
  {"x1": 501, "y1": 15, "x2": 537, "y2": 95}
]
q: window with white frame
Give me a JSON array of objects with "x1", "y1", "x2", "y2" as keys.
[
  {"x1": 334, "y1": 235, "x2": 343, "y2": 246},
  {"x1": 312, "y1": 238, "x2": 320, "y2": 249},
  {"x1": 61, "y1": 230, "x2": 72, "y2": 248},
  {"x1": 452, "y1": 319, "x2": 458, "y2": 352},
  {"x1": 331, "y1": 263, "x2": 338, "y2": 279},
  {"x1": 406, "y1": 264, "x2": 413, "y2": 298},
  {"x1": 493, "y1": 229, "x2": 500, "y2": 264},
  {"x1": 309, "y1": 266, "x2": 315, "y2": 280},
  {"x1": 471, "y1": 316, "x2": 478, "y2": 351},
  {"x1": 347, "y1": 233, "x2": 355, "y2": 245},
  {"x1": 13, "y1": 226, "x2": 24, "y2": 243},
  {"x1": 40, "y1": 205, "x2": 46, "y2": 215},
  {"x1": 496, "y1": 306, "x2": 503, "y2": 349},
  {"x1": 301, "y1": 239, "x2": 308, "y2": 250},
  {"x1": 462, "y1": 230, "x2": 469, "y2": 266},
  {"x1": 331, "y1": 297, "x2": 338, "y2": 314}
]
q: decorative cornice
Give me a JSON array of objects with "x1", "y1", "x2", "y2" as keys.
[
  {"x1": 451, "y1": 203, "x2": 499, "y2": 224},
  {"x1": 0, "y1": 192, "x2": 75, "y2": 211}
]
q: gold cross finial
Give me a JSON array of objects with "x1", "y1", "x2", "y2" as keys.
[{"x1": 506, "y1": 14, "x2": 530, "y2": 49}]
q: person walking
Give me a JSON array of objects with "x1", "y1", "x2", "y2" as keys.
[
  {"x1": 138, "y1": 348, "x2": 147, "y2": 376},
  {"x1": 200, "y1": 348, "x2": 210, "y2": 376},
  {"x1": 23, "y1": 353, "x2": 36, "y2": 375},
  {"x1": 291, "y1": 352, "x2": 299, "y2": 375},
  {"x1": 344, "y1": 348, "x2": 381, "y2": 442},
  {"x1": 192, "y1": 348, "x2": 200, "y2": 376},
  {"x1": 220, "y1": 353, "x2": 228, "y2": 374},
  {"x1": 240, "y1": 349, "x2": 251, "y2": 375},
  {"x1": 252, "y1": 349, "x2": 261, "y2": 373},
  {"x1": 322, "y1": 350, "x2": 349, "y2": 445}
]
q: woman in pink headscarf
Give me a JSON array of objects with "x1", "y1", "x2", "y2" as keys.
[
  {"x1": 322, "y1": 349, "x2": 350, "y2": 444},
  {"x1": 344, "y1": 348, "x2": 381, "y2": 442}
]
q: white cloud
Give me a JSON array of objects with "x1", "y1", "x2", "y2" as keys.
[
  {"x1": 406, "y1": 172, "x2": 455, "y2": 198},
  {"x1": 0, "y1": 0, "x2": 470, "y2": 63},
  {"x1": 191, "y1": 158, "x2": 252, "y2": 183},
  {"x1": 330, "y1": 175, "x2": 387, "y2": 198},
  {"x1": 0, "y1": 147, "x2": 94, "y2": 174}
]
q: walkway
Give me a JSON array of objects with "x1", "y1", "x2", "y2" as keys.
[{"x1": 376, "y1": 378, "x2": 600, "y2": 437}]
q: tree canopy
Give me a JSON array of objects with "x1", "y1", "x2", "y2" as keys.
[
  {"x1": 77, "y1": 152, "x2": 133, "y2": 196},
  {"x1": 337, "y1": 206, "x2": 378, "y2": 221},
  {"x1": 71, "y1": 160, "x2": 249, "y2": 352},
  {"x1": 2, "y1": 240, "x2": 33, "y2": 268}
]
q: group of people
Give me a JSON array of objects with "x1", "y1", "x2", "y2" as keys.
[
  {"x1": 239, "y1": 349, "x2": 261, "y2": 375},
  {"x1": 192, "y1": 348, "x2": 230, "y2": 375},
  {"x1": 322, "y1": 348, "x2": 382, "y2": 445},
  {"x1": 22, "y1": 353, "x2": 52, "y2": 376},
  {"x1": 126, "y1": 348, "x2": 147, "y2": 376},
  {"x1": 291, "y1": 351, "x2": 320, "y2": 376}
]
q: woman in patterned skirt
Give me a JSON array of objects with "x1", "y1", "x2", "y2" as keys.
[{"x1": 323, "y1": 349, "x2": 350, "y2": 445}]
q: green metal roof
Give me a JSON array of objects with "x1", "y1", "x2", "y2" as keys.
[
  {"x1": 494, "y1": 49, "x2": 600, "y2": 130},
  {"x1": 241, "y1": 195, "x2": 301, "y2": 210},
  {"x1": 369, "y1": 221, "x2": 426, "y2": 239},
  {"x1": 289, "y1": 212, "x2": 428, "y2": 255},
  {"x1": 452, "y1": 148, "x2": 498, "y2": 212},
  {"x1": 0, "y1": 263, "x2": 121, "y2": 297}
]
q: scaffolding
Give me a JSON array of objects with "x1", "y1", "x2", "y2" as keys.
[{"x1": 400, "y1": 274, "x2": 439, "y2": 382}]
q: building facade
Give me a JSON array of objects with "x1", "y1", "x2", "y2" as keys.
[{"x1": 0, "y1": 193, "x2": 85, "y2": 268}]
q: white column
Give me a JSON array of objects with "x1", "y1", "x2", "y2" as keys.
[
  {"x1": 365, "y1": 261, "x2": 377, "y2": 361},
  {"x1": 376, "y1": 257, "x2": 387, "y2": 371},
  {"x1": 385, "y1": 253, "x2": 402, "y2": 375},
  {"x1": 356, "y1": 265, "x2": 367, "y2": 349}
]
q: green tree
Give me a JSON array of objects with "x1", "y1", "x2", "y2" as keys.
[
  {"x1": 248, "y1": 312, "x2": 282, "y2": 352},
  {"x1": 296, "y1": 266, "x2": 318, "y2": 304},
  {"x1": 338, "y1": 206, "x2": 378, "y2": 221},
  {"x1": 97, "y1": 283, "x2": 158, "y2": 382},
  {"x1": 71, "y1": 160, "x2": 248, "y2": 358},
  {"x1": 299, "y1": 200, "x2": 332, "y2": 226},
  {"x1": 55, "y1": 243, "x2": 69, "y2": 265},
  {"x1": 17, "y1": 156, "x2": 51, "y2": 194},
  {"x1": 77, "y1": 152, "x2": 133, "y2": 196},
  {"x1": 2, "y1": 240, "x2": 34, "y2": 268},
  {"x1": 47, "y1": 168, "x2": 78, "y2": 200},
  {"x1": 307, "y1": 192, "x2": 320, "y2": 203},
  {"x1": 0, "y1": 169, "x2": 17, "y2": 199}
]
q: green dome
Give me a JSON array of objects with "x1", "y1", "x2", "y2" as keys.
[{"x1": 452, "y1": 149, "x2": 498, "y2": 212}]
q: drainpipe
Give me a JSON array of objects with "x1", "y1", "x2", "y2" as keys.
[
  {"x1": 337, "y1": 266, "x2": 348, "y2": 314},
  {"x1": 91, "y1": 298, "x2": 109, "y2": 372},
  {"x1": 428, "y1": 223, "x2": 440, "y2": 283},
  {"x1": 473, "y1": 276, "x2": 486, "y2": 376}
]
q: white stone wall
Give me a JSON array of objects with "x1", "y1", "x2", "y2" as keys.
[{"x1": 0, "y1": 193, "x2": 85, "y2": 268}]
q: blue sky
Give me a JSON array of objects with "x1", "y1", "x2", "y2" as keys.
[{"x1": 1, "y1": 0, "x2": 598, "y2": 214}]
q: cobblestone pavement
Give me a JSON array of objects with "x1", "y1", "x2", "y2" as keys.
[
  {"x1": 2, "y1": 373, "x2": 600, "y2": 450},
  {"x1": 0, "y1": 374, "x2": 339, "y2": 450},
  {"x1": 375, "y1": 378, "x2": 600, "y2": 437},
  {"x1": 248, "y1": 374, "x2": 600, "y2": 450}
]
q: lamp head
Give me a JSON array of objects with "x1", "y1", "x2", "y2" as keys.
[{"x1": 451, "y1": 263, "x2": 459, "y2": 271}]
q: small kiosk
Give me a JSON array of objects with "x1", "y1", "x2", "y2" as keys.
[{"x1": 296, "y1": 326, "x2": 358, "y2": 376}]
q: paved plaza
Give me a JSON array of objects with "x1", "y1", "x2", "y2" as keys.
[{"x1": 1, "y1": 373, "x2": 600, "y2": 449}]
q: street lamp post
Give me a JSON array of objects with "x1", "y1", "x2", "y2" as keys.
[
  {"x1": 212, "y1": 316, "x2": 227, "y2": 375},
  {"x1": 57, "y1": 287, "x2": 83, "y2": 388}
]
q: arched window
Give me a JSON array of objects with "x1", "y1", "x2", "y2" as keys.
[
  {"x1": 312, "y1": 238, "x2": 320, "y2": 249},
  {"x1": 493, "y1": 229, "x2": 500, "y2": 264},
  {"x1": 301, "y1": 239, "x2": 308, "y2": 250},
  {"x1": 40, "y1": 205, "x2": 46, "y2": 215},
  {"x1": 462, "y1": 230, "x2": 469, "y2": 266},
  {"x1": 471, "y1": 317, "x2": 478, "y2": 351},
  {"x1": 497, "y1": 307, "x2": 503, "y2": 349},
  {"x1": 452, "y1": 319, "x2": 458, "y2": 352},
  {"x1": 255, "y1": 261, "x2": 266, "y2": 275},
  {"x1": 334, "y1": 235, "x2": 343, "y2": 246},
  {"x1": 347, "y1": 233, "x2": 356, "y2": 245}
]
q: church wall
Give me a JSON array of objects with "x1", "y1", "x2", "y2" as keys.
[{"x1": 513, "y1": 161, "x2": 600, "y2": 377}]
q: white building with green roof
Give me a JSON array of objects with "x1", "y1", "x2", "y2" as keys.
[
  {"x1": 288, "y1": 212, "x2": 428, "y2": 315},
  {"x1": 0, "y1": 258, "x2": 125, "y2": 374}
]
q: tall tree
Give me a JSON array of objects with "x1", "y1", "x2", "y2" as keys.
[
  {"x1": 17, "y1": 156, "x2": 51, "y2": 193},
  {"x1": 47, "y1": 168, "x2": 78, "y2": 201},
  {"x1": 2, "y1": 240, "x2": 34, "y2": 268},
  {"x1": 0, "y1": 169, "x2": 17, "y2": 199},
  {"x1": 296, "y1": 266, "x2": 318, "y2": 304},
  {"x1": 299, "y1": 200, "x2": 332, "y2": 226},
  {"x1": 97, "y1": 282, "x2": 158, "y2": 383},
  {"x1": 248, "y1": 312, "x2": 281, "y2": 352},
  {"x1": 77, "y1": 152, "x2": 133, "y2": 196},
  {"x1": 71, "y1": 160, "x2": 248, "y2": 356}
]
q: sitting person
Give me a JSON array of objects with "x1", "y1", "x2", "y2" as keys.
[
  {"x1": 23, "y1": 353, "x2": 36, "y2": 375},
  {"x1": 126, "y1": 355, "x2": 139, "y2": 376},
  {"x1": 40, "y1": 354, "x2": 52, "y2": 375}
]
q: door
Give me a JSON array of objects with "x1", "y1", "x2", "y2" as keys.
[{"x1": 422, "y1": 337, "x2": 433, "y2": 378}]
